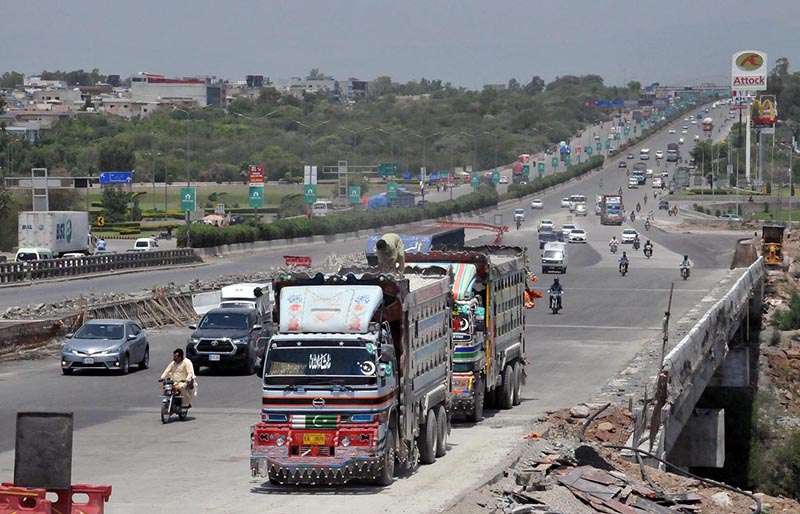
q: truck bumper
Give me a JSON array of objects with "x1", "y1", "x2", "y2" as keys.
[{"x1": 251, "y1": 452, "x2": 386, "y2": 485}]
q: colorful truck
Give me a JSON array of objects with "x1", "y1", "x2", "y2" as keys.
[
  {"x1": 600, "y1": 194, "x2": 624, "y2": 225},
  {"x1": 406, "y1": 246, "x2": 529, "y2": 421},
  {"x1": 251, "y1": 267, "x2": 453, "y2": 485}
]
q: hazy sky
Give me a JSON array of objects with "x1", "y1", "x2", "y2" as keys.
[{"x1": 4, "y1": 0, "x2": 799, "y2": 89}]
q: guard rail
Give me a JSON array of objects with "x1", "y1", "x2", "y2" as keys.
[{"x1": 0, "y1": 249, "x2": 201, "y2": 285}]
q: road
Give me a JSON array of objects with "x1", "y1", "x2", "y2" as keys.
[{"x1": 0, "y1": 101, "x2": 744, "y2": 513}]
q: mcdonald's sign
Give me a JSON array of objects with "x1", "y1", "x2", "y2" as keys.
[{"x1": 751, "y1": 95, "x2": 777, "y2": 128}]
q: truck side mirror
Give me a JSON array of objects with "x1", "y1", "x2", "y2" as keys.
[
  {"x1": 251, "y1": 324, "x2": 262, "y2": 332},
  {"x1": 379, "y1": 345, "x2": 396, "y2": 364}
]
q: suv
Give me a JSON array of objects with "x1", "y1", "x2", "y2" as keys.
[
  {"x1": 514, "y1": 208, "x2": 525, "y2": 222},
  {"x1": 186, "y1": 307, "x2": 268, "y2": 374}
]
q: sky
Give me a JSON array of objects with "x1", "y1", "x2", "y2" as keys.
[{"x1": 3, "y1": 0, "x2": 800, "y2": 89}]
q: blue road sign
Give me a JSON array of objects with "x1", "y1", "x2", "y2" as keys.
[{"x1": 99, "y1": 171, "x2": 133, "y2": 184}]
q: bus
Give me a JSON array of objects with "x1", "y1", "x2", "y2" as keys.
[{"x1": 639, "y1": 148, "x2": 651, "y2": 160}]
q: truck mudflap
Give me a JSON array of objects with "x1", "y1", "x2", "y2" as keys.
[{"x1": 250, "y1": 422, "x2": 388, "y2": 485}]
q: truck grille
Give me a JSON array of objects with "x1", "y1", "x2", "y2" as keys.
[
  {"x1": 196, "y1": 339, "x2": 234, "y2": 353},
  {"x1": 292, "y1": 446, "x2": 334, "y2": 457}
]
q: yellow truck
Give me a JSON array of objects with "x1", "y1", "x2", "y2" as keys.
[{"x1": 762, "y1": 224, "x2": 786, "y2": 268}]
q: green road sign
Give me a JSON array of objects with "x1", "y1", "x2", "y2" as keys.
[
  {"x1": 248, "y1": 186, "x2": 263, "y2": 208},
  {"x1": 471, "y1": 174, "x2": 479, "y2": 188},
  {"x1": 304, "y1": 184, "x2": 318, "y2": 203},
  {"x1": 585, "y1": 146, "x2": 593, "y2": 156},
  {"x1": 537, "y1": 161, "x2": 545, "y2": 173},
  {"x1": 614, "y1": 132, "x2": 621, "y2": 140},
  {"x1": 492, "y1": 170, "x2": 500, "y2": 184},
  {"x1": 605, "y1": 140, "x2": 612, "y2": 149},
  {"x1": 180, "y1": 187, "x2": 196, "y2": 212},
  {"x1": 551, "y1": 157, "x2": 558, "y2": 169},
  {"x1": 379, "y1": 162, "x2": 398, "y2": 177},
  {"x1": 522, "y1": 164, "x2": 530, "y2": 177},
  {"x1": 387, "y1": 181, "x2": 398, "y2": 199},
  {"x1": 624, "y1": 128, "x2": 630, "y2": 136},
  {"x1": 348, "y1": 185, "x2": 361, "y2": 204},
  {"x1": 596, "y1": 142, "x2": 602, "y2": 152}
]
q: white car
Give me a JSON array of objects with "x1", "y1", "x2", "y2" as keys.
[
  {"x1": 530, "y1": 199, "x2": 544, "y2": 209},
  {"x1": 560, "y1": 224, "x2": 576, "y2": 238},
  {"x1": 681, "y1": 129, "x2": 688, "y2": 134},
  {"x1": 620, "y1": 228, "x2": 639, "y2": 244},
  {"x1": 646, "y1": 169, "x2": 654, "y2": 178},
  {"x1": 514, "y1": 208, "x2": 525, "y2": 221},
  {"x1": 679, "y1": 138, "x2": 685, "y2": 145},
  {"x1": 560, "y1": 198, "x2": 570, "y2": 208},
  {"x1": 653, "y1": 177, "x2": 663, "y2": 188},
  {"x1": 668, "y1": 128, "x2": 676, "y2": 134},
  {"x1": 627, "y1": 177, "x2": 639, "y2": 189},
  {"x1": 655, "y1": 150, "x2": 664, "y2": 159},
  {"x1": 691, "y1": 120, "x2": 698, "y2": 125},
  {"x1": 694, "y1": 134, "x2": 700, "y2": 141},
  {"x1": 538, "y1": 219, "x2": 554, "y2": 231},
  {"x1": 661, "y1": 170, "x2": 670, "y2": 177},
  {"x1": 568, "y1": 229, "x2": 587, "y2": 243}
]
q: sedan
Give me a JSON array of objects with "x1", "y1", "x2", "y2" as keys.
[
  {"x1": 538, "y1": 219, "x2": 555, "y2": 231},
  {"x1": 626, "y1": 153, "x2": 634, "y2": 159},
  {"x1": 668, "y1": 129, "x2": 677, "y2": 134},
  {"x1": 719, "y1": 214, "x2": 742, "y2": 221},
  {"x1": 681, "y1": 129, "x2": 688, "y2": 135},
  {"x1": 618, "y1": 161, "x2": 627, "y2": 168},
  {"x1": 620, "y1": 228, "x2": 639, "y2": 244},
  {"x1": 560, "y1": 198, "x2": 571, "y2": 208},
  {"x1": 61, "y1": 319, "x2": 149, "y2": 375},
  {"x1": 655, "y1": 150, "x2": 664, "y2": 159},
  {"x1": 659, "y1": 199, "x2": 670, "y2": 210},
  {"x1": 568, "y1": 229, "x2": 587, "y2": 243},
  {"x1": 530, "y1": 199, "x2": 544, "y2": 209},
  {"x1": 560, "y1": 224, "x2": 576, "y2": 238}
]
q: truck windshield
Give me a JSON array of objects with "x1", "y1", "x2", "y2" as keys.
[{"x1": 264, "y1": 344, "x2": 378, "y2": 385}]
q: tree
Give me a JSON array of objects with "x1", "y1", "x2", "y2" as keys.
[
  {"x1": 100, "y1": 187, "x2": 130, "y2": 223},
  {"x1": 524, "y1": 76, "x2": 545, "y2": 95},
  {"x1": 0, "y1": 95, "x2": 5, "y2": 115},
  {"x1": 369, "y1": 76, "x2": 394, "y2": 98},
  {"x1": 627, "y1": 81, "x2": 641, "y2": 91},
  {"x1": 507, "y1": 78, "x2": 521, "y2": 91},
  {"x1": 97, "y1": 139, "x2": 135, "y2": 171},
  {"x1": 308, "y1": 68, "x2": 324, "y2": 79},
  {"x1": 0, "y1": 71, "x2": 24, "y2": 88}
]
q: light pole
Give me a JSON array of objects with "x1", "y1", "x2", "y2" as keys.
[
  {"x1": 458, "y1": 131, "x2": 479, "y2": 173},
  {"x1": 410, "y1": 131, "x2": 444, "y2": 197},
  {"x1": 235, "y1": 110, "x2": 277, "y2": 122},
  {"x1": 173, "y1": 107, "x2": 192, "y2": 247},
  {"x1": 293, "y1": 120, "x2": 330, "y2": 164},
  {"x1": 339, "y1": 126, "x2": 373, "y2": 165},
  {"x1": 377, "y1": 128, "x2": 408, "y2": 165}
]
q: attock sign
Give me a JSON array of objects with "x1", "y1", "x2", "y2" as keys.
[{"x1": 731, "y1": 50, "x2": 768, "y2": 91}]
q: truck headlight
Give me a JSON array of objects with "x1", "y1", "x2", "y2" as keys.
[
  {"x1": 275, "y1": 435, "x2": 286, "y2": 447},
  {"x1": 341, "y1": 436, "x2": 351, "y2": 447}
]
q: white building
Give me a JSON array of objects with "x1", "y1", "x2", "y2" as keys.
[{"x1": 130, "y1": 74, "x2": 224, "y2": 108}]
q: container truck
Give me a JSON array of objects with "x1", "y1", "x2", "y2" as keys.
[
  {"x1": 251, "y1": 267, "x2": 453, "y2": 486},
  {"x1": 600, "y1": 195, "x2": 624, "y2": 225},
  {"x1": 17, "y1": 211, "x2": 94, "y2": 256},
  {"x1": 666, "y1": 143, "x2": 680, "y2": 162},
  {"x1": 406, "y1": 246, "x2": 529, "y2": 422}
]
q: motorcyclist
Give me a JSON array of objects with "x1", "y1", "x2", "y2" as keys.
[
  {"x1": 516, "y1": 218, "x2": 521, "y2": 230},
  {"x1": 643, "y1": 194, "x2": 647, "y2": 205},
  {"x1": 630, "y1": 211, "x2": 636, "y2": 223},
  {"x1": 618, "y1": 186, "x2": 623, "y2": 195},
  {"x1": 548, "y1": 277, "x2": 563, "y2": 309},
  {"x1": 159, "y1": 348, "x2": 196, "y2": 409},
  {"x1": 680, "y1": 255, "x2": 693, "y2": 269},
  {"x1": 619, "y1": 251, "x2": 630, "y2": 273},
  {"x1": 644, "y1": 239, "x2": 653, "y2": 256},
  {"x1": 633, "y1": 233, "x2": 641, "y2": 249},
  {"x1": 636, "y1": 202, "x2": 641, "y2": 213},
  {"x1": 609, "y1": 236, "x2": 619, "y2": 252}
]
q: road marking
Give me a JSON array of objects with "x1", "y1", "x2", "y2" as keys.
[{"x1": 526, "y1": 324, "x2": 661, "y2": 330}]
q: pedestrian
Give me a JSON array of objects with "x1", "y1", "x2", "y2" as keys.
[{"x1": 306, "y1": 209, "x2": 312, "y2": 220}]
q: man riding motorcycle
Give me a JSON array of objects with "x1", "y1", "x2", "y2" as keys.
[
  {"x1": 548, "y1": 277, "x2": 563, "y2": 309},
  {"x1": 619, "y1": 251, "x2": 630, "y2": 273},
  {"x1": 160, "y1": 348, "x2": 196, "y2": 409},
  {"x1": 644, "y1": 239, "x2": 653, "y2": 257},
  {"x1": 609, "y1": 236, "x2": 619, "y2": 253},
  {"x1": 680, "y1": 255, "x2": 693, "y2": 278}
]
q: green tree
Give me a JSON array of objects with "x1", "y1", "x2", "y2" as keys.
[
  {"x1": 100, "y1": 187, "x2": 130, "y2": 223},
  {"x1": 627, "y1": 80, "x2": 642, "y2": 90},
  {"x1": 524, "y1": 76, "x2": 545, "y2": 95},
  {"x1": 97, "y1": 139, "x2": 135, "y2": 172},
  {"x1": 507, "y1": 78, "x2": 521, "y2": 91},
  {"x1": 0, "y1": 71, "x2": 24, "y2": 88}
]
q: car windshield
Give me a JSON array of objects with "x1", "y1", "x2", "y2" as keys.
[
  {"x1": 74, "y1": 323, "x2": 124, "y2": 340},
  {"x1": 623, "y1": 230, "x2": 637, "y2": 236},
  {"x1": 16, "y1": 252, "x2": 40, "y2": 261},
  {"x1": 264, "y1": 344, "x2": 377, "y2": 385},
  {"x1": 543, "y1": 250, "x2": 563, "y2": 259},
  {"x1": 218, "y1": 301, "x2": 255, "y2": 310},
  {"x1": 572, "y1": 230, "x2": 585, "y2": 235},
  {"x1": 199, "y1": 312, "x2": 249, "y2": 330},
  {"x1": 515, "y1": 209, "x2": 524, "y2": 214}
]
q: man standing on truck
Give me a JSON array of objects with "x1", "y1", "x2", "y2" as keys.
[{"x1": 375, "y1": 233, "x2": 406, "y2": 272}]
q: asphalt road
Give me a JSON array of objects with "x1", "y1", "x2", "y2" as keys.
[{"x1": 0, "y1": 101, "x2": 745, "y2": 513}]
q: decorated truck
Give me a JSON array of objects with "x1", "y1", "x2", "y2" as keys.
[
  {"x1": 251, "y1": 267, "x2": 453, "y2": 485},
  {"x1": 406, "y1": 246, "x2": 530, "y2": 421}
]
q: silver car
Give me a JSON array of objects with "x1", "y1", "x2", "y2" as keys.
[{"x1": 61, "y1": 319, "x2": 150, "y2": 375}]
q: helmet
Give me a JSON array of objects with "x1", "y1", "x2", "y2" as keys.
[
  {"x1": 646, "y1": 240, "x2": 651, "y2": 244},
  {"x1": 554, "y1": 277, "x2": 560, "y2": 283},
  {"x1": 684, "y1": 255, "x2": 689, "y2": 260},
  {"x1": 622, "y1": 251, "x2": 627, "y2": 256}
]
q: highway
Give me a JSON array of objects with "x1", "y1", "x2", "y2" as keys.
[{"x1": 0, "y1": 102, "x2": 744, "y2": 513}]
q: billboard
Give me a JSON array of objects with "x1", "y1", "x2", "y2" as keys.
[
  {"x1": 248, "y1": 164, "x2": 264, "y2": 184},
  {"x1": 750, "y1": 95, "x2": 777, "y2": 128},
  {"x1": 731, "y1": 51, "x2": 768, "y2": 91}
]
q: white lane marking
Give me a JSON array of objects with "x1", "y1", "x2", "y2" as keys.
[{"x1": 526, "y1": 324, "x2": 661, "y2": 330}]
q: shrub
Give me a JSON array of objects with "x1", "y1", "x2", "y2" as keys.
[{"x1": 773, "y1": 292, "x2": 800, "y2": 330}]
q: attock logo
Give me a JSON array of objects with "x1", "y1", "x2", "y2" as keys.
[{"x1": 736, "y1": 53, "x2": 764, "y2": 71}]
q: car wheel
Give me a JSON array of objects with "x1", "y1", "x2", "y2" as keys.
[
  {"x1": 120, "y1": 353, "x2": 130, "y2": 375},
  {"x1": 434, "y1": 405, "x2": 448, "y2": 458},
  {"x1": 243, "y1": 354, "x2": 256, "y2": 375},
  {"x1": 418, "y1": 409, "x2": 438, "y2": 465},
  {"x1": 62, "y1": 367, "x2": 73, "y2": 376},
  {"x1": 139, "y1": 346, "x2": 150, "y2": 370}
]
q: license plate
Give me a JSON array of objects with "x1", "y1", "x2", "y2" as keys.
[
  {"x1": 82, "y1": 357, "x2": 94, "y2": 364},
  {"x1": 302, "y1": 433, "x2": 326, "y2": 445},
  {"x1": 209, "y1": 354, "x2": 221, "y2": 361}
]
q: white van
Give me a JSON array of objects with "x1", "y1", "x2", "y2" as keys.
[
  {"x1": 128, "y1": 238, "x2": 159, "y2": 252},
  {"x1": 312, "y1": 201, "x2": 333, "y2": 217},
  {"x1": 541, "y1": 242, "x2": 568, "y2": 274},
  {"x1": 15, "y1": 247, "x2": 54, "y2": 262}
]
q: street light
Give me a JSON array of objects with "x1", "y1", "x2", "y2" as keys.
[
  {"x1": 235, "y1": 111, "x2": 277, "y2": 121},
  {"x1": 145, "y1": 131, "x2": 162, "y2": 213},
  {"x1": 293, "y1": 120, "x2": 330, "y2": 164},
  {"x1": 339, "y1": 126, "x2": 373, "y2": 165},
  {"x1": 458, "y1": 131, "x2": 479, "y2": 173},
  {"x1": 376, "y1": 128, "x2": 408, "y2": 164},
  {"x1": 173, "y1": 107, "x2": 193, "y2": 247},
  {"x1": 410, "y1": 131, "x2": 444, "y2": 196}
]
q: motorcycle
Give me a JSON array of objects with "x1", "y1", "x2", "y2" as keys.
[
  {"x1": 619, "y1": 261, "x2": 629, "y2": 276},
  {"x1": 549, "y1": 291, "x2": 562, "y2": 314},
  {"x1": 644, "y1": 219, "x2": 651, "y2": 231},
  {"x1": 159, "y1": 378, "x2": 190, "y2": 423},
  {"x1": 680, "y1": 265, "x2": 690, "y2": 281},
  {"x1": 630, "y1": 212, "x2": 636, "y2": 223},
  {"x1": 610, "y1": 242, "x2": 618, "y2": 254},
  {"x1": 644, "y1": 245, "x2": 653, "y2": 258},
  {"x1": 633, "y1": 239, "x2": 640, "y2": 251}
]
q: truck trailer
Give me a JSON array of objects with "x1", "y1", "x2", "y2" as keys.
[
  {"x1": 251, "y1": 267, "x2": 453, "y2": 485},
  {"x1": 17, "y1": 211, "x2": 94, "y2": 256}
]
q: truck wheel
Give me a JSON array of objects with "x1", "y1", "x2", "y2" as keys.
[
  {"x1": 418, "y1": 409, "x2": 438, "y2": 465},
  {"x1": 468, "y1": 377, "x2": 485, "y2": 422},
  {"x1": 512, "y1": 362, "x2": 522, "y2": 406},
  {"x1": 434, "y1": 405, "x2": 448, "y2": 458},
  {"x1": 375, "y1": 429, "x2": 395, "y2": 486},
  {"x1": 499, "y1": 365, "x2": 514, "y2": 409}
]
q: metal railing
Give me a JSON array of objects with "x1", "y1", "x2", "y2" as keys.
[{"x1": 0, "y1": 249, "x2": 201, "y2": 284}]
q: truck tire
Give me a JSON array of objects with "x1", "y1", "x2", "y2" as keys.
[
  {"x1": 434, "y1": 405, "x2": 448, "y2": 458},
  {"x1": 418, "y1": 409, "x2": 438, "y2": 465},
  {"x1": 375, "y1": 428, "x2": 396, "y2": 486},
  {"x1": 512, "y1": 362, "x2": 522, "y2": 406},
  {"x1": 468, "y1": 377, "x2": 485, "y2": 423},
  {"x1": 498, "y1": 364, "x2": 514, "y2": 409}
]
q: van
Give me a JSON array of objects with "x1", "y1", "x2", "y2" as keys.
[
  {"x1": 541, "y1": 242, "x2": 567, "y2": 274},
  {"x1": 15, "y1": 247, "x2": 54, "y2": 262},
  {"x1": 312, "y1": 201, "x2": 333, "y2": 217},
  {"x1": 128, "y1": 238, "x2": 159, "y2": 252}
]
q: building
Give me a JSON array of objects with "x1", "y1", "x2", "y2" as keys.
[
  {"x1": 337, "y1": 78, "x2": 368, "y2": 103},
  {"x1": 284, "y1": 74, "x2": 337, "y2": 98},
  {"x1": 130, "y1": 74, "x2": 225, "y2": 108}
]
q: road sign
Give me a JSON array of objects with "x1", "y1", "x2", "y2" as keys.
[
  {"x1": 624, "y1": 128, "x2": 630, "y2": 136},
  {"x1": 471, "y1": 174, "x2": 479, "y2": 188},
  {"x1": 614, "y1": 132, "x2": 620, "y2": 140},
  {"x1": 605, "y1": 140, "x2": 612, "y2": 149},
  {"x1": 492, "y1": 170, "x2": 500, "y2": 184},
  {"x1": 640, "y1": 122, "x2": 645, "y2": 129},
  {"x1": 304, "y1": 184, "x2": 318, "y2": 203},
  {"x1": 596, "y1": 142, "x2": 602, "y2": 152},
  {"x1": 249, "y1": 186, "x2": 264, "y2": 208},
  {"x1": 248, "y1": 165, "x2": 264, "y2": 184},
  {"x1": 348, "y1": 185, "x2": 361, "y2": 204},
  {"x1": 379, "y1": 162, "x2": 398, "y2": 177},
  {"x1": 585, "y1": 146, "x2": 593, "y2": 156},
  {"x1": 387, "y1": 181, "x2": 398, "y2": 199},
  {"x1": 180, "y1": 187, "x2": 196, "y2": 212},
  {"x1": 522, "y1": 164, "x2": 530, "y2": 177},
  {"x1": 99, "y1": 171, "x2": 133, "y2": 184},
  {"x1": 551, "y1": 157, "x2": 558, "y2": 169},
  {"x1": 96, "y1": 216, "x2": 105, "y2": 227}
]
